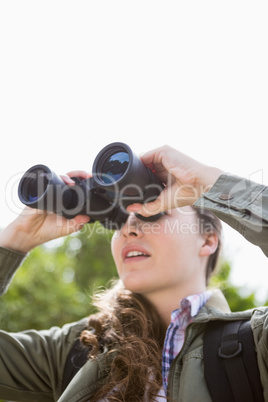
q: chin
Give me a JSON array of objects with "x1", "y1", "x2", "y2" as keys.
[{"x1": 121, "y1": 276, "x2": 147, "y2": 294}]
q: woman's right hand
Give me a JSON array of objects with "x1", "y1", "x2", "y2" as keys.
[
  {"x1": 127, "y1": 145, "x2": 223, "y2": 217},
  {"x1": 0, "y1": 171, "x2": 91, "y2": 254}
]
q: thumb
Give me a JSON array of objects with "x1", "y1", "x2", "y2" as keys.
[{"x1": 127, "y1": 193, "x2": 167, "y2": 217}]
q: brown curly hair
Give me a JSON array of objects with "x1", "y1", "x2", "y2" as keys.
[
  {"x1": 80, "y1": 281, "x2": 167, "y2": 401},
  {"x1": 80, "y1": 208, "x2": 222, "y2": 400}
]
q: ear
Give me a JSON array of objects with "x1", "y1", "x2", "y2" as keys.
[{"x1": 199, "y1": 233, "x2": 219, "y2": 257}]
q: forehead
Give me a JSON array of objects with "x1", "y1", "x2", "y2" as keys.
[
  {"x1": 169, "y1": 206, "x2": 198, "y2": 222},
  {"x1": 163, "y1": 207, "x2": 200, "y2": 235}
]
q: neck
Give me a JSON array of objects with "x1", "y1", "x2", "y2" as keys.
[{"x1": 143, "y1": 284, "x2": 207, "y2": 327}]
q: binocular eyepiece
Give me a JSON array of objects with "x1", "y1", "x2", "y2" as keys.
[{"x1": 18, "y1": 142, "x2": 164, "y2": 229}]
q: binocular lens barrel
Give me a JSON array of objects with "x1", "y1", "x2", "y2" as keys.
[
  {"x1": 19, "y1": 166, "x2": 50, "y2": 204},
  {"x1": 18, "y1": 142, "x2": 164, "y2": 227},
  {"x1": 18, "y1": 165, "x2": 76, "y2": 215},
  {"x1": 100, "y1": 151, "x2": 130, "y2": 184}
]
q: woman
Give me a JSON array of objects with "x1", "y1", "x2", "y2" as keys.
[{"x1": 0, "y1": 145, "x2": 267, "y2": 401}]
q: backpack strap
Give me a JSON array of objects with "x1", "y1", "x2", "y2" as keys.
[
  {"x1": 61, "y1": 339, "x2": 89, "y2": 394},
  {"x1": 204, "y1": 319, "x2": 264, "y2": 402}
]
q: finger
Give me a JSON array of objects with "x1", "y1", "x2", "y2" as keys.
[
  {"x1": 140, "y1": 146, "x2": 174, "y2": 183},
  {"x1": 140, "y1": 145, "x2": 173, "y2": 166},
  {"x1": 61, "y1": 215, "x2": 90, "y2": 236},
  {"x1": 66, "y1": 170, "x2": 92, "y2": 180},
  {"x1": 60, "y1": 175, "x2": 76, "y2": 186},
  {"x1": 127, "y1": 203, "x2": 143, "y2": 213},
  {"x1": 139, "y1": 147, "x2": 162, "y2": 165},
  {"x1": 127, "y1": 180, "x2": 184, "y2": 216},
  {"x1": 73, "y1": 215, "x2": 90, "y2": 229},
  {"x1": 127, "y1": 196, "x2": 166, "y2": 217}
]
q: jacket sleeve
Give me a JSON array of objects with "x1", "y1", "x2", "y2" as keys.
[
  {"x1": 0, "y1": 318, "x2": 88, "y2": 402},
  {"x1": 0, "y1": 246, "x2": 26, "y2": 295},
  {"x1": 0, "y1": 246, "x2": 88, "y2": 401},
  {"x1": 194, "y1": 173, "x2": 268, "y2": 257}
]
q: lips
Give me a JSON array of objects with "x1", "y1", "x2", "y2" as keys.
[{"x1": 122, "y1": 245, "x2": 151, "y2": 262}]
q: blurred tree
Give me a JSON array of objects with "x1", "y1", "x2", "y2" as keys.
[
  {"x1": 65, "y1": 223, "x2": 117, "y2": 290},
  {"x1": 0, "y1": 223, "x2": 117, "y2": 332},
  {"x1": 0, "y1": 223, "x2": 267, "y2": 334},
  {"x1": 0, "y1": 225, "x2": 267, "y2": 402},
  {"x1": 209, "y1": 259, "x2": 265, "y2": 311}
]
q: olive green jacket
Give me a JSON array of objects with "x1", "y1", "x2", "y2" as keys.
[{"x1": 0, "y1": 173, "x2": 268, "y2": 401}]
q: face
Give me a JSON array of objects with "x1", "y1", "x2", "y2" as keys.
[{"x1": 111, "y1": 207, "x2": 208, "y2": 301}]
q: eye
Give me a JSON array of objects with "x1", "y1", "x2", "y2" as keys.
[{"x1": 135, "y1": 212, "x2": 164, "y2": 222}]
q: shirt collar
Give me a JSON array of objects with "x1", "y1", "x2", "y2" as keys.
[{"x1": 171, "y1": 290, "x2": 212, "y2": 323}]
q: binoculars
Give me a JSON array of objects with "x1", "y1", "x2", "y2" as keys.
[{"x1": 18, "y1": 142, "x2": 164, "y2": 229}]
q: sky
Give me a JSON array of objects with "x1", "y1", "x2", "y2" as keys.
[{"x1": 0, "y1": 1, "x2": 268, "y2": 301}]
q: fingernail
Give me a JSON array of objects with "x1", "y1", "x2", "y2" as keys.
[
  {"x1": 127, "y1": 206, "x2": 140, "y2": 213},
  {"x1": 66, "y1": 178, "x2": 75, "y2": 185}
]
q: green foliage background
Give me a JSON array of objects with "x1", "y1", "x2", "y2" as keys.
[
  {"x1": 0, "y1": 223, "x2": 117, "y2": 332},
  {"x1": 0, "y1": 223, "x2": 268, "y2": 402},
  {"x1": 0, "y1": 222, "x2": 266, "y2": 333},
  {"x1": 0, "y1": 222, "x2": 267, "y2": 402}
]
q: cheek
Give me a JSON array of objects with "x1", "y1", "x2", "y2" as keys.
[
  {"x1": 158, "y1": 229, "x2": 198, "y2": 265},
  {"x1": 111, "y1": 232, "x2": 123, "y2": 272},
  {"x1": 111, "y1": 233, "x2": 121, "y2": 266}
]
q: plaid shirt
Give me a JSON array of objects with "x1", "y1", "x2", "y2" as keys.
[{"x1": 162, "y1": 291, "x2": 211, "y2": 393}]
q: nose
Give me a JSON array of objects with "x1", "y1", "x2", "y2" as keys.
[{"x1": 121, "y1": 213, "x2": 143, "y2": 238}]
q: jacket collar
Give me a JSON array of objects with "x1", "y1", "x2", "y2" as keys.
[{"x1": 194, "y1": 289, "x2": 253, "y2": 323}]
